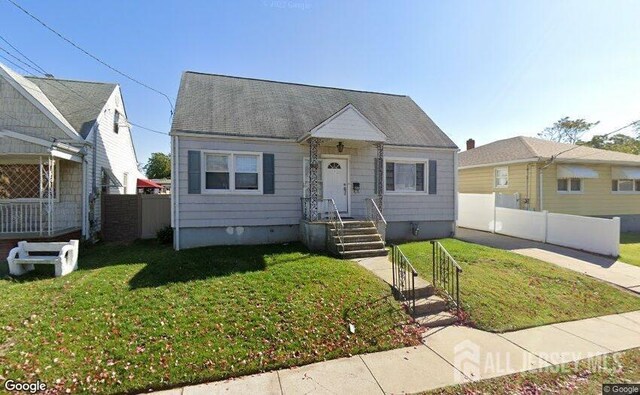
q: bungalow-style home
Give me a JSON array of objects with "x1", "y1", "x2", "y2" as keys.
[
  {"x1": 0, "y1": 62, "x2": 142, "y2": 251},
  {"x1": 459, "y1": 136, "x2": 640, "y2": 231},
  {"x1": 170, "y1": 72, "x2": 458, "y2": 256}
]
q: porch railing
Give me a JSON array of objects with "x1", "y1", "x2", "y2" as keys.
[
  {"x1": 326, "y1": 199, "x2": 344, "y2": 254},
  {"x1": 366, "y1": 198, "x2": 387, "y2": 245},
  {"x1": 391, "y1": 244, "x2": 418, "y2": 317},
  {"x1": 0, "y1": 202, "x2": 45, "y2": 234},
  {"x1": 431, "y1": 240, "x2": 462, "y2": 314}
]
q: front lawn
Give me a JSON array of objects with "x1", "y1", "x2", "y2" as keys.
[
  {"x1": 397, "y1": 239, "x2": 640, "y2": 332},
  {"x1": 426, "y1": 348, "x2": 640, "y2": 394},
  {"x1": 620, "y1": 232, "x2": 640, "y2": 267},
  {"x1": 0, "y1": 242, "x2": 418, "y2": 394}
]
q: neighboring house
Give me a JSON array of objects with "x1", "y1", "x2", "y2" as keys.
[
  {"x1": 150, "y1": 178, "x2": 171, "y2": 193},
  {"x1": 170, "y1": 72, "x2": 458, "y2": 256},
  {"x1": 459, "y1": 136, "x2": 640, "y2": 231},
  {"x1": 0, "y1": 62, "x2": 142, "y2": 247},
  {"x1": 137, "y1": 178, "x2": 165, "y2": 194}
]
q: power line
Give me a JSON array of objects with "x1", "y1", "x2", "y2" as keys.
[
  {"x1": 0, "y1": 38, "x2": 170, "y2": 136},
  {"x1": 5, "y1": 0, "x2": 174, "y2": 116},
  {"x1": 0, "y1": 33, "x2": 47, "y2": 74},
  {"x1": 546, "y1": 118, "x2": 640, "y2": 163}
]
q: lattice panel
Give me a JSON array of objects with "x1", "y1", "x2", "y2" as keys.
[{"x1": 0, "y1": 164, "x2": 41, "y2": 199}]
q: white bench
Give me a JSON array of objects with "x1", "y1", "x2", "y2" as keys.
[{"x1": 7, "y1": 240, "x2": 79, "y2": 277}]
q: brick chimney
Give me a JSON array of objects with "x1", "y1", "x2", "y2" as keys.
[{"x1": 466, "y1": 138, "x2": 475, "y2": 150}]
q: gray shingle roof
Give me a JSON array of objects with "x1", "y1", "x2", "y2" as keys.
[
  {"x1": 171, "y1": 72, "x2": 457, "y2": 148},
  {"x1": 26, "y1": 76, "x2": 116, "y2": 138},
  {"x1": 459, "y1": 136, "x2": 640, "y2": 167}
]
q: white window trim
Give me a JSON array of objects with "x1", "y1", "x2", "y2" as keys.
[
  {"x1": 557, "y1": 178, "x2": 584, "y2": 194},
  {"x1": 201, "y1": 150, "x2": 263, "y2": 194},
  {"x1": 611, "y1": 179, "x2": 640, "y2": 194},
  {"x1": 0, "y1": 160, "x2": 60, "y2": 203},
  {"x1": 383, "y1": 157, "x2": 429, "y2": 195},
  {"x1": 494, "y1": 166, "x2": 509, "y2": 189}
]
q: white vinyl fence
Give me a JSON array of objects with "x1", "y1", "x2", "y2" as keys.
[{"x1": 458, "y1": 193, "x2": 620, "y2": 257}]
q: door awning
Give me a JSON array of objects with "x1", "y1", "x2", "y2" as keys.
[
  {"x1": 557, "y1": 165, "x2": 599, "y2": 179},
  {"x1": 612, "y1": 166, "x2": 640, "y2": 180}
]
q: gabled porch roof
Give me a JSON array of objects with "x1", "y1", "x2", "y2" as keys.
[{"x1": 297, "y1": 104, "x2": 387, "y2": 144}]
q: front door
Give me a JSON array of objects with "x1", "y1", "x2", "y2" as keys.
[{"x1": 322, "y1": 158, "x2": 348, "y2": 213}]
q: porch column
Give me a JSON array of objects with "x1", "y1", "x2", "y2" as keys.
[
  {"x1": 375, "y1": 142, "x2": 384, "y2": 210},
  {"x1": 308, "y1": 137, "x2": 320, "y2": 221}
]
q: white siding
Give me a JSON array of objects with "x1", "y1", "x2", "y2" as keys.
[
  {"x1": 176, "y1": 135, "x2": 456, "y2": 228},
  {"x1": 0, "y1": 76, "x2": 70, "y2": 151},
  {"x1": 85, "y1": 87, "x2": 142, "y2": 230},
  {"x1": 384, "y1": 148, "x2": 456, "y2": 222},
  {"x1": 313, "y1": 107, "x2": 384, "y2": 141}
]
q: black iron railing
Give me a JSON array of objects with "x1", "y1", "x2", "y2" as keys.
[
  {"x1": 391, "y1": 244, "x2": 418, "y2": 317},
  {"x1": 431, "y1": 240, "x2": 462, "y2": 314}
]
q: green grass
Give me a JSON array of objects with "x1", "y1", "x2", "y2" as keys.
[
  {"x1": 425, "y1": 348, "x2": 640, "y2": 395},
  {"x1": 397, "y1": 239, "x2": 640, "y2": 332},
  {"x1": 0, "y1": 242, "x2": 419, "y2": 394},
  {"x1": 620, "y1": 233, "x2": 640, "y2": 267}
]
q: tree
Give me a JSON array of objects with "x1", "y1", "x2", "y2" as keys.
[
  {"x1": 144, "y1": 152, "x2": 171, "y2": 179},
  {"x1": 538, "y1": 117, "x2": 600, "y2": 144},
  {"x1": 580, "y1": 133, "x2": 640, "y2": 155}
]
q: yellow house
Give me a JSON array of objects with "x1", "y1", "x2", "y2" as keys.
[{"x1": 458, "y1": 136, "x2": 640, "y2": 231}]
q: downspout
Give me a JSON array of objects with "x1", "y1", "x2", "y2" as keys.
[
  {"x1": 91, "y1": 123, "x2": 98, "y2": 239},
  {"x1": 81, "y1": 153, "x2": 88, "y2": 238},
  {"x1": 453, "y1": 150, "x2": 459, "y2": 236},
  {"x1": 538, "y1": 167, "x2": 544, "y2": 211},
  {"x1": 173, "y1": 135, "x2": 180, "y2": 250}
]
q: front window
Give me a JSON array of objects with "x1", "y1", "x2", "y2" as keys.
[
  {"x1": 385, "y1": 161, "x2": 426, "y2": 192},
  {"x1": 612, "y1": 179, "x2": 639, "y2": 193},
  {"x1": 494, "y1": 167, "x2": 508, "y2": 188},
  {"x1": 0, "y1": 163, "x2": 57, "y2": 200},
  {"x1": 557, "y1": 178, "x2": 582, "y2": 192},
  {"x1": 203, "y1": 151, "x2": 261, "y2": 193},
  {"x1": 234, "y1": 155, "x2": 258, "y2": 190}
]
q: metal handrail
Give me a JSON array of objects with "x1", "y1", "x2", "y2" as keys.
[
  {"x1": 366, "y1": 198, "x2": 387, "y2": 245},
  {"x1": 391, "y1": 244, "x2": 418, "y2": 317},
  {"x1": 430, "y1": 240, "x2": 462, "y2": 314},
  {"x1": 326, "y1": 198, "x2": 345, "y2": 254}
]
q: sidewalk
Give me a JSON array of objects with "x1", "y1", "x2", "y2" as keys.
[
  {"x1": 457, "y1": 228, "x2": 640, "y2": 294},
  {"x1": 151, "y1": 311, "x2": 640, "y2": 395}
]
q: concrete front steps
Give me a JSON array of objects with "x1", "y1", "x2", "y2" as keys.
[
  {"x1": 356, "y1": 256, "x2": 458, "y2": 329},
  {"x1": 329, "y1": 220, "x2": 388, "y2": 259},
  {"x1": 404, "y1": 280, "x2": 458, "y2": 328}
]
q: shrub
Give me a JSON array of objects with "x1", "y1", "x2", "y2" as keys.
[{"x1": 156, "y1": 226, "x2": 173, "y2": 244}]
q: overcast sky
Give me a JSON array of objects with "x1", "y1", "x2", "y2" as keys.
[{"x1": 1, "y1": 0, "x2": 638, "y2": 164}]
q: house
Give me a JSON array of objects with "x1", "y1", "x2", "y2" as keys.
[
  {"x1": 0, "y1": 62, "x2": 142, "y2": 250},
  {"x1": 137, "y1": 178, "x2": 165, "y2": 194},
  {"x1": 458, "y1": 136, "x2": 640, "y2": 231},
  {"x1": 170, "y1": 72, "x2": 458, "y2": 256},
  {"x1": 150, "y1": 178, "x2": 171, "y2": 193}
]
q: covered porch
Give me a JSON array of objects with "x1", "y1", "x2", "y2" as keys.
[
  {"x1": 0, "y1": 153, "x2": 84, "y2": 239},
  {"x1": 297, "y1": 104, "x2": 388, "y2": 256}
]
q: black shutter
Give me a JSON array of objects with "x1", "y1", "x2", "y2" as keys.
[
  {"x1": 263, "y1": 153, "x2": 275, "y2": 194},
  {"x1": 385, "y1": 162, "x2": 395, "y2": 191},
  {"x1": 428, "y1": 160, "x2": 437, "y2": 195},
  {"x1": 374, "y1": 158, "x2": 379, "y2": 194},
  {"x1": 188, "y1": 150, "x2": 201, "y2": 194},
  {"x1": 416, "y1": 163, "x2": 425, "y2": 191}
]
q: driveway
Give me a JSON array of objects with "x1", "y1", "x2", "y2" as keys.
[{"x1": 456, "y1": 228, "x2": 640, "y2": 294}]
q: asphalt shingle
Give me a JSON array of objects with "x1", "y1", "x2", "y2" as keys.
[{"x1": 170, "y1": 72, "x2": 457, "y2": 148}]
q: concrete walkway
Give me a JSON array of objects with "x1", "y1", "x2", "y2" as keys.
[
  {"x1": 152, "y1": 311, "x2": 640, "y2": 395},
  {"x1": 457, "y1": 228, "x2": 640, "y2": 294}
]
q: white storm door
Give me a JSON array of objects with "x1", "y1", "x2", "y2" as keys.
[{"x1": 322, "y1": 159, "x2": 348, "y2": 213}]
